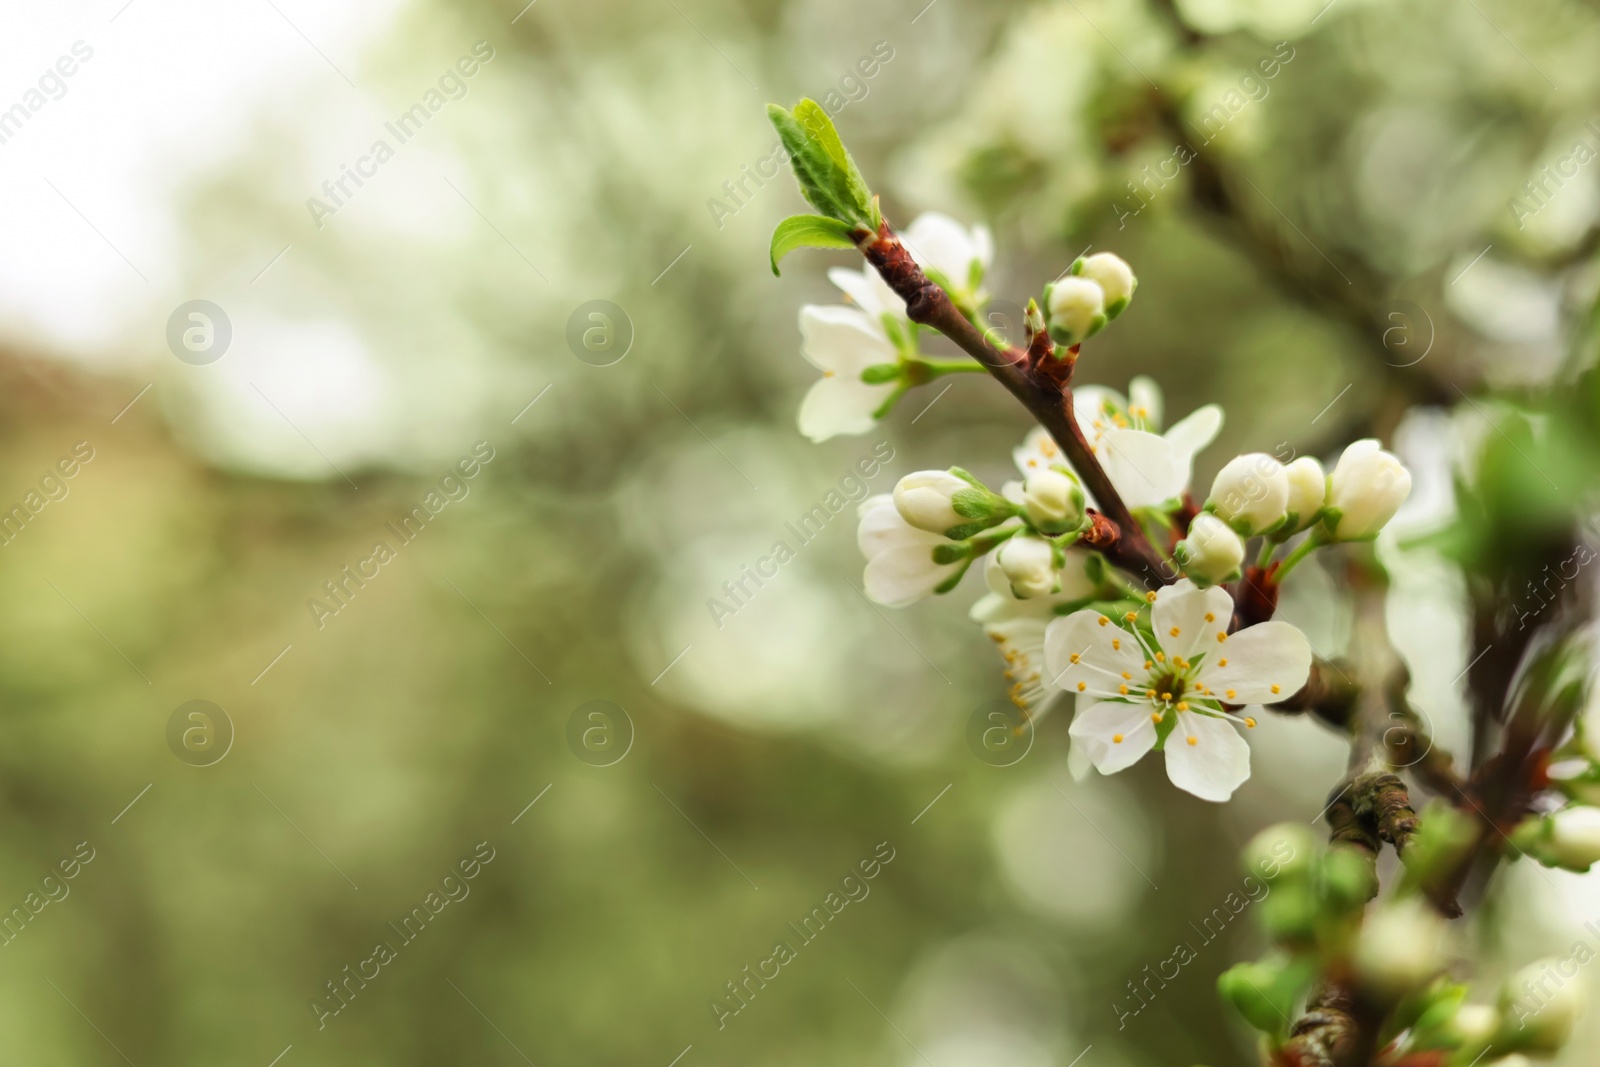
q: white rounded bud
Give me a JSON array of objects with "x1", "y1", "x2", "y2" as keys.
[
  {"x1": 893, "y1": 470, "x2": 969, "y2": 536},
  {"x1": 1174, "y1": 514, "x2": 1245, "y2": 587},
  {"x1": 1543, "y1": 806, "x2": 1600, "y2": 871},
  {"x1": 1283, "y1": 456, "x2": 1327, "y2": 530},
  {"x1": 1022, "y1": 468, "x2": 1084, "y2": 533},
  {"x1": 1209, "y1": 453, "x2": 1291, "y2": 536},
  {"x1": 1045, "y1": 277, "x2": 1106, "y2": 346},
  {"x1": 1327, "y1": 439, "x2": 1412, "y2": 540},
  {"x1": 1353, "y1": 898, "x2": 1450, "y2": 996},
  {"x1": 1076, "y1": 252, "x2": 1136, "y2": 317},
  {"x1": 996, "y1": 534, "x2": 1058, "y2": 599},
  {"x1": 1500, "y1": 959, "x2": 1584, "y2": 1052}
]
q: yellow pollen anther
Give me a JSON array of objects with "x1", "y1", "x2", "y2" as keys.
[
  {"x1": 1160, "y1": 692, "x2": 1172, "y2": 701},
  {"x1": 1077, "y1": 682, "x2": 1087, "y2": 692},
  {"x1": 1121, "y1": 671, "x2": 1132, "y2": 680},
  {"x1": 1155, "y1": 652, "x2": 1165, "y2": 662},
  {"x1": 1204, "y1": 613, "x2": 1215, "y2": 623},
  {"x1": 1218, "y1": 658, "x2": 1228, "y2": 667},
  {"x1": 1112, "y1": 639, "x2": 1121, "y2": 650},
  {"x1": 1245, "y1": 717, "x2": 1257, "y2": 728},
  {"x1": 1145, "y1": 591, "x2": 1158, "y2": 603},
  {"x1": 1226, "y1": 689, "x2": 1237, "y2": 700},
  {"x1": 1069, "y1": 653, "x2": 1081, "y2": 663},
  {"x1": 1097, "y1": 615, "x2": 1109, "y2": 627},
  {"x1": 1216, "y1": 632, "x2": 1228, "y2": 643},
  {"x1": 1113, "y1": 733, "x2": 1124, "y2": 743},
  {"x1": 1271, "y1": 684, "x2": 1281, "y2": 695},
  {"x1": 822, "y1": 370, "x2": 835, "y2": 378},
  {"x1": 1144, "y1": 660, "x2": 1153, "y2": 669},
  {"x1": 1120, "y1": 685, "x2": 1130, "y2": 695},
  {"x1": 1186, "y1": 736, "x2": 1198, "y2": 746},
  {"x1": 1169, "y1": 627, "x2": 1181, "y2": 637},
  {"x1": 1150, "y1": 712, "x2": 1161, "y2": 723},
  {"x1": 1176, "y1": 701, "x2": 1189, "y2": 711},
  {"x1": 1124, "y1": 611, "x2": 1138, "y2": 622}
]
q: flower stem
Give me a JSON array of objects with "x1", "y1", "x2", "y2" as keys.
[{"x1": 1274, "y1": 530, "x2": 1325, "y2": 581}]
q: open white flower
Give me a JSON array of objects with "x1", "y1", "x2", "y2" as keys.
[
  {"x1": 971, "y1": 548, "x2": 1099, "y2": 721},
  {"x1": 1043, "y1": 579, "x2": 1312, "y2": 801},
  {"x1": 1013, "y1": 377, "x2": 1223, "y2": 510},
  {"x1": 858, "y1": 494, "x2": 964, "y2": 607},
  {"x1": 797, "y1": 305, "x2": 898, "y2": 442},
  {"x1": 828, "y1": 211, "x2": 993, "y2": 320}
]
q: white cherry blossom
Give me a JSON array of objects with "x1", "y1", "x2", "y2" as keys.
[
  {"x1": 1043, "y1": 579, "x2": 1312, "y2": 801},
  {"x1": 857, "y1": 494, "x2": 964, "y2": 607},
  {"x1": 797, "y1": 305, "x2": 898, "y2": 442},
  {"x1": 1012, "y1": 378, "x2": 1223, "y2": 511}
]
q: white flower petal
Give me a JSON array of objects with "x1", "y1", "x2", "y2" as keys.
[
  {"x1": 864, "y1": 544, "x2": 961, "y2": 607},
  {"x1": 858, "y1": 494, "x2": 943, "y2": 555},
  {"x1": 1151, "y1": 579, "x2": 1233, "y2": 662},
  {"x1": 1128, "y1": 376, "x2": 1164, "y2": 428},
  {"x1": 972, "y1": 225, "x2": 994, "y2": 270},
  {"x1": 1069, "y1": 699, "x2": 1159, "y2": 775},
  {"x1": 1095, "y1": 427, "x2": 1181, "y2": 509},
  {"x1": 1164, "y1": 403, "x2": 1224, "y2": 475},
  {"x1": 827, "y1": 267, "x2": 905, "y2": 321},
  {"x1": 798, "y1": 375, "x2": 894, "y2": 442},
  {"x1": 798, "y1": 304, "x2": 894, "y2": 375},
  {"x1": 1163, "y1": 712, "x2": 1250, "y2": 801},
  {"x1": 1067, "y1": 736, "x2": 1094, "y2": 780},
  {"x1": 904, "y1": 212, "x2": 981, "y2": 285},
  {"x1": 1044, "y1": 610, "x2": 1145, "y2": 693},
  {"x1": 1013, "y1": 426, "x2": 1066, "y2": 478},
  {"x1": 1198, "y1": 621, "x2": 1313, "y2": 704}
]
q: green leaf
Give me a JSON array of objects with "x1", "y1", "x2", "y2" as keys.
[
  {"x1": 769, "y1": 214, "x2": 858, "y2": 275},
  {"x1": 766, "y1": 100, "x2": 878, "y2": 228}
]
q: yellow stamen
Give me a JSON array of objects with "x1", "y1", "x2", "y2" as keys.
[
  {"x1": 1218, "y1": 658, "x2": 1228, "y2": 667},
  {"x1": 1204, "y1": 612, "x2": 1215, "y2": 623},
  {"x1": 1186, "y1": 736, "x2": 1198, "y2": 746},
  {"x1": 1069, "y1": 653, "x2": 1080, "y2": 663},
  {"x1": 1113, "y1": 734, "x2": 1124, "y2": 743},
  {"x1": 1145, "y1": 591, "x2": 1157, "y2": 603},
  {"x1": 1155, "y1": 652, "x2": 1165, "y2": 662},
  {"x1": 1244, "y1": 717, "x2": 1257, "y2": 728},
  {"x1": 1169, "y1": 626, "x2": 1181, "y2": 637},
  {"x1": 1121, "y1": 671, "x2": 1132, "y2": 680},
  {"x1": 1077, "y1": 682, "x2": 1087, "y2": 692},
  {"x1": 1120, "y1": 685, "x2": 1130, "y2": 695},
  {"x1": 1176, "y1": 701, "x2": 1189, "y2": 711},
  {"x1": 1216, "y1": 632, "x2": 1228, "y2": 644},
  {"x1": 1271, "y1": 684, "x2": 1281, "y2": 695},
  {"x1": 1097, "y1": 615, "x2": 1109, "y2": 627},
  {"x1": 1226, "y1": 689, "x2": 1237, "y2": 700},
  {"x1": 1112, "y1": 639, "x2": 1121, "y2": 650},
  {"x1": 1124, "y1": 611, "x2": 1139, "y2": 623}
]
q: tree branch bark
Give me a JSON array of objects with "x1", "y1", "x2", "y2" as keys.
[{"x1": 856, "y1": 220, "x2": 1173, "y2": 584}]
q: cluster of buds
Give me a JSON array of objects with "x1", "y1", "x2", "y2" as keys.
[
  {"x1": 1043, "y1": 253, "x2": 1138, "y2": 347},
  {"x1": 862, "y1": 464, "x2": 1090, "y2": 606},
  {"x1": 1176, "y1": 438, "x2": 1413, "y2": 589},
  {"x1": 1218, "y1": 822, "x2": 1585, "y2": 1062}
]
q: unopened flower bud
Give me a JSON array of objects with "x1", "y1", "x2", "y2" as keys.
[
  {"x1": 1326, "y1": 439, "x2": 1411, "y2": 540},
  {"x1": 1282, "y1": 456, "x2": 1327, "y2": 532},
  {"x1": 1073, "y1": 252, "x2": 1137, "y2": 318},
  {"x1": 1499, "y1": 959, "x2": 1584, "y2": 1053},
  {"x1": 893, "y1": 470, "x2": 970, "y2": 536},
  {"x1": 1174, "y1": 514, "x2": 1245, "y2": 587},
  {"x1": 1243, "y1": 822, "x2": 1317, "y2": 880},
  {"x1": 1450, "y1": 1003, "x2": 1501, "y2": 1047},
  {"x1": 1353, "y1": 898, "x2": 1451, "y2": 996},
  {"x1": 1210, "y1": 453, "x2": 1291, "y2": 536},
  {"x1": 1517, "y1": 805, "x2": 1600, "y2": 872},
  {"x1": 1045, "y1": 277, "x2": 1106, "y2": 346},
  {"x1": 996, "y1": 534, "x2": 1058, "y2": 599},
  {"x1": 1022, "y1": 468, "x2": 1085, "y2": 534}
]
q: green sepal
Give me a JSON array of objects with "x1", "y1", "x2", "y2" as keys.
[
  {"x1": 859, "y1": 362, "x2": 901, "y2": 384},
  {"x1": 931, "y1": 557, "x2": 972, "y2": 595},
  {"x1": 931, "y1": 543, "x2": 970, "y2": 565},
  {"x1": 769, "y1": 214, "x2": 859, "y2": 275}
]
